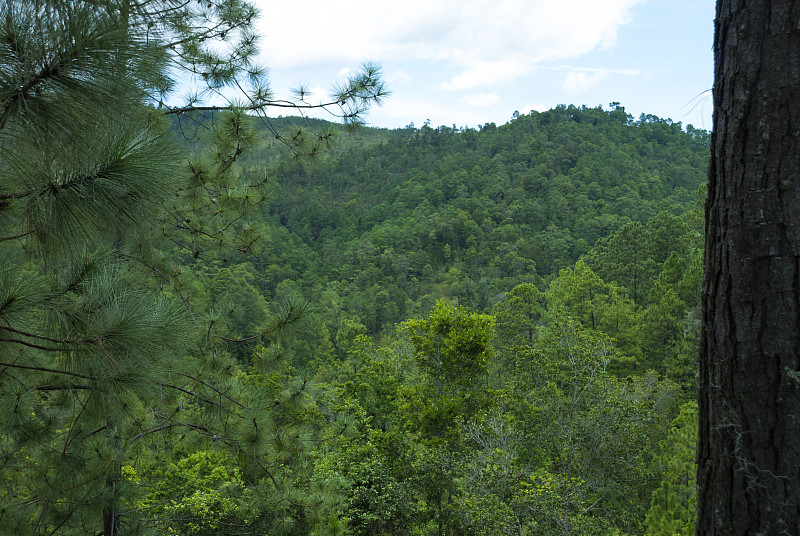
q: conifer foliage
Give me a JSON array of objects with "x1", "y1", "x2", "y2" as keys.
[{"x1": 0, "y1": 1, "x2": 385, "y2": 534}]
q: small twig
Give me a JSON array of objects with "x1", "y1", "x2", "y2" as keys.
[{"x1": 178, "y1": 372, "x2": 249, "y2": 409}]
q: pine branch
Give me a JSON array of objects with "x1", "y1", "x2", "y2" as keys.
[
  {"x1": 219, "y1": 325, "x2": 279, "y2": 343},
  {"x1": 0, "y1": 360, "x2": 95, "y2": 380},
  {"x1": 178, "y1": 372, "x2": 250, "y2": 409},
  {"x1": 162, "y1": 97, "x2": 350, "y2": 115},
  {"x1": 303, "y1": 423, "x2": 350, "y2": 443},
  {"x1": 0, "y1": 338, "x2": 68, "y2": 352},
  {"x1": 32, "y1": 497, "x2": 51, "y2": 536},
  {"x1": 0, "y1": 55, "x2": 65, "y2": 129},
  {"x1": 127, "y1": 423, "x2": 177, "y2": 444},
  {"x1": 35, "y1": 384, "x2": 91, "y2": 391},
  {"x1": 161, "y1": 17, "x2": 239, "y2": 49},
  {"x1": 0, "y1": 230, "x2": 36, "y2": 242},
  {"x1": 134, "y1": 0, "x2": 192, "y2": 18},
  {"x1": 0, "y1": 324, "x2": 91, "y2": 345},
  {"x1": 157, "y1": 381, "x2": 224, "y2": 409},
  {"x1": 31, "y1": 391, "x2": 94, "y2": 536},
  {"x1": 0, "y1": 189, "x2": 36, "y2": 201}
]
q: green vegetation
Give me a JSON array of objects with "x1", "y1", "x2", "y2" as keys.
[
  {"x1": 160, "y1": 104, "x2": 708, "y2": 535},
  {"x1": 646, "y1": 402, "x2": 698, "y2": 536},
  {"x1": 241, "y1": 103, "x2": 707, "y2": 342},
  {"x1": 0, "y1": 2, "x2": 708, "y2": 534}
]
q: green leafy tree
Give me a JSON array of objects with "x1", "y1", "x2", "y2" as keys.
[
  {"x1": 404, "y1": 301, "x2": 494, "y2": 408},
  {"x1": 139, "y1": 451, "x2": 249, "y2": 536},
  {"x1": 313, "y1": 335, "x2": 422, "y2": 536},
  {"x1": 640, "y1": 287, "x2": 685, "y2": 374},
  {"x1": 402, "y1": 301, "x2": 495, "y2": 536},
  {"x1": 547, "y1": 260, "x2": 610, "y2": 332},
  {"x1": 509, "y1": 315, "x2": 681, "y2": 534},
  {"x1": 546, "y1": 260, "x2": 640, "y2": 366},
  {"x1": 644, "y1": 212, "x2": 694, "y2": 268},
  {"x1": 646, "y1": 402, "x2": 698, "y2": 536}
]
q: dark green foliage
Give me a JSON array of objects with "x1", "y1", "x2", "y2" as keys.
[
  {"x1": 0, "y1": 1, "x2": 386, "y2": 534},
  {"x1": 1, "y1": 4, "x2": 709, "y2": 533},
  {"x1": 405, "y1": 301, "x2": 494, "y2": 397},
  {"x1": 492, "y1": 282, "x2": 544, "y2": 347},
  {"x1": 317, "y1": 300, "x2": 684, "y2": 535},
  {"x1": 402, "y1": 303, "x2": 495, "y2": 535},
  {"x1": 646, "y1": 402, "x2": 698, "y2": 535},
  {"x1": 221, "y1": 106, "x2": 707, "y2": 535},
  {"x1": 251, "y1": 105, "x2": 707, "y2": 347}
]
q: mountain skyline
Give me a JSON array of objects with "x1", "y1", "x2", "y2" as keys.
[{"x1": 252, "y1": 0, "x2": 715, "y2": 130}]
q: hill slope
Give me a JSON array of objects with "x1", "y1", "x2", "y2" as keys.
[{"x1": 239, "y1": 105, "x2": 707, "y2": 335}]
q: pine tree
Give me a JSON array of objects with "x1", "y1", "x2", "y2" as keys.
[
  {"x1": 0, "y1": 1, "x2": 385, "y2": 534},
  {"x1": 493, "y1": 282, "x2": 544, "y2": 346},
  {"x1": 699, "y1": 1, "x2": 800, "y2": 532}
]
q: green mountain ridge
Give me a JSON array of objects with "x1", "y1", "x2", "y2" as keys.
[{"x1": 218, "y1": 104, "x2": 708, "y2": 339}]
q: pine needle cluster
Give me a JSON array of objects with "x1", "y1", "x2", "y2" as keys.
[{"x1": 0, "y1": 1, "x2": 384, "y2": 534}]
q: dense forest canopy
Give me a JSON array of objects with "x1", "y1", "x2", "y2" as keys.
[
  {"x1": 0, "y1": 1, "x2": 713, "y2": 534},
  {"x1": 222, "y1": 105, "x2": 708, "y2": 339}
]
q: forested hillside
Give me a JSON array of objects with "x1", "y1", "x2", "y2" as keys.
[
  {"x1": 186, "y1": 105, "x2": 708, "y2": 365},
  {"x1": 0, "y1": 4, "x2": 708, "y2": 529},
  {"x1": 138, "y1": 105, "x2": 708, "y2": 535}
]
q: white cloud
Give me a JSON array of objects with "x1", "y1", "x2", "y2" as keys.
[
  {"x1": 307, "y1": 85, "x2": 328, "y2": 98},
  {"x1": 521, "y1": 103, "x2": 551, "y2": 113},
  {"x1": 441, "y1": 57, "x2": 529, "y2": 91},
  {"x1": 247, "y1": 0, "x2": 655, "y2": 128},
  {"x1": 240, "y1": 0, "x2": 714, "y2": 131},
  {"x1": 251, "y1": 0, "x2": 458, "y2": 68},
  {"x1": 525, "y1": 0, "x2": 640, "y2": 61},
  {"x1": 563, "y1": 69, "x2": 609, "y2": 93},
  {"x1": 252, "y1": 0, "x2": 645, "y2": 78},
  {"x1": 387, "y1": 69, "x2": 412, "y2": 85},
  {"x1": 562, "y1": 67, "x2": 643, "y2": 93},
  {"x1": 462, "y1": 92, "x2": 500, "y2": 107}
]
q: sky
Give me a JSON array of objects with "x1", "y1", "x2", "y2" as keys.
[{"x1": 250, "y1": 0, "x2": 716, "y2": 131}]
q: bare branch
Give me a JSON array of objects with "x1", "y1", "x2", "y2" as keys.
[{"x1": 0, "y1": 230, "x2": 36, "y2": 242}]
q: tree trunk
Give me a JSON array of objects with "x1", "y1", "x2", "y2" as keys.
[
  {"x1": 103, "y1": 506, "x2": 120, "y2": 536},
  {"x1": 698, "y1": 1, "x2": 800, "y2": 534}
]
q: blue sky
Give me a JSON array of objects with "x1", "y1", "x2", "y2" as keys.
[{"x1": 250, "y1": 0, "x2": 715, "y2": 131}]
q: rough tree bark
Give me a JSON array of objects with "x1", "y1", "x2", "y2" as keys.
[{"x1": 698, "y1": 1, "x2": 800, "y2": 534}]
